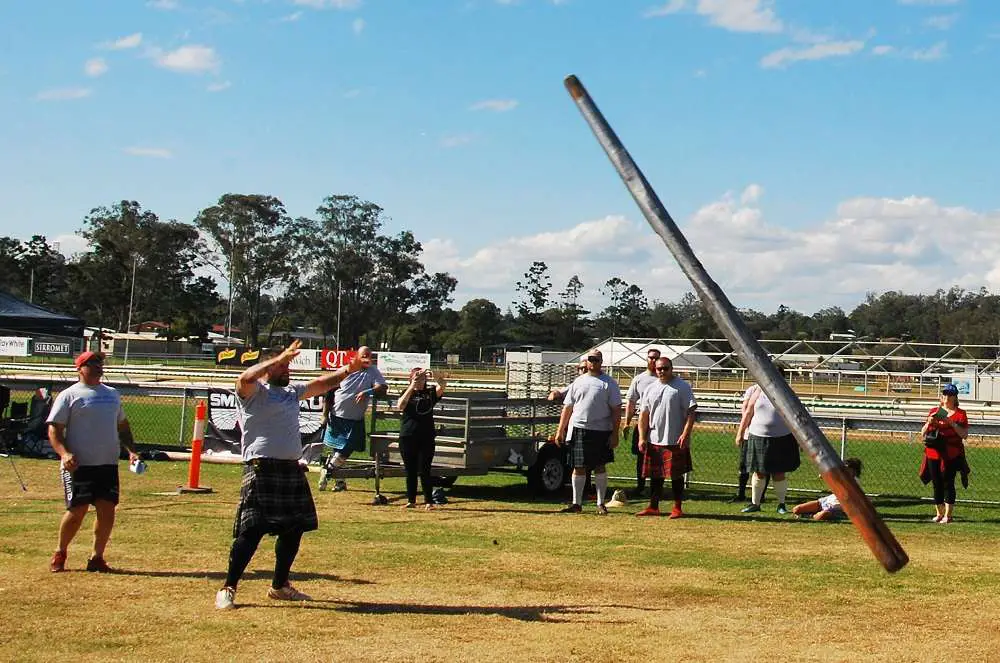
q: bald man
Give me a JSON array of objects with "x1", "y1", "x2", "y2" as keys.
[{"x1": 318, "y1": 346, "x2": 388, "y2": 491}]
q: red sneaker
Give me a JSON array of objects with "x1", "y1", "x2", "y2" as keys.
[
  {"x1": 50, "y1": 550, "x2": 67, "y2": 573},
  {"x1": 635, "y1": 507, "x2": 661, "y2": 517},
  {"x1": 669, "y1": 507, "x2": 684, "y2": 519}
]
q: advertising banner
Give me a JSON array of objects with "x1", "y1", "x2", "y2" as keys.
[
  {"x1": 377, "y1": 351, "x2": 432, "y2": 375},
  {"x1": 320, "y1": 348, "x2": 357, "y2": 370},
  {"x1": 32, "y1": 339, "x2": 73, "y2": 356},
  {"x1": 290, "y1": 349, "x2": 320, "y2": 371},
  {"x1": 215, "y1": 347, "x2": 263, "y2": 367},
  {"x1": 0, "y1": 337, "x2": 30, "y2": 357},
  {"x1": 204, "y1": 387, "x2": 327, "y2": 454}
]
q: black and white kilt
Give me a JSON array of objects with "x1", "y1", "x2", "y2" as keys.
[
  {"x1": 743, "y1": 433, "x2": 801, "y2": 474},
  {"x1": 642, "y1": 444, "x2": 693, "y2": 479},
  {"x1": 569, "y1": 427, "x2": 615, "y2": 469},
  {"x1": 233, "y1": 459, "x2": 318, "y2": 538}
]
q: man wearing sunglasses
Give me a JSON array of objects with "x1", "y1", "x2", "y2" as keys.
[
  {"x1": 637, "y1": 356, "x2": 697, "y2": 518},
  {"x1": 546, "y1": 361, "x2": 588, "y2": 402},
  {"x1": 554, "y1": 350, "x2": 622, "y2": 515},
  {"x1": 46, "y1": 351, "x2": 140, "y2": 573},
  {"x1": 624, "y1": 347, "x2": 662, "y2": 498}
]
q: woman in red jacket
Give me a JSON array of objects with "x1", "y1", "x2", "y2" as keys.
[{"x1": 919, "y1": 383, "x2": 969, "y2": 524}]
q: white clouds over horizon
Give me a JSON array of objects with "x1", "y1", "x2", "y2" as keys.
[
  {"x1": 421, "y1": 186, "x2": 1000, "y2": 315},
  {"x1": 84, "y1": 57, "x2": 108, "y2": 77},
  {"x1": 35, "y1": 87, "x2": 92, "y2": 101},
  {"x1": 644, "y1": 0, "x2": 782, "y2": 34},
  {"x1": 152, "y1": 44, "x2": 221, "y2": 74}
]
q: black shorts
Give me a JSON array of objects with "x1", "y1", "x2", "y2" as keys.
[{"x1": 61, "y1": 464, "x2": 120, "y2": 510}]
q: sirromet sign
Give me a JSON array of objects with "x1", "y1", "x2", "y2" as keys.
[{"x1": 33, "y1": 340, "x2": 72, "y2": 356}]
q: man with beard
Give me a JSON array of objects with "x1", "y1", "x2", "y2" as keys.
[
  {"x1": 624, "y1": 347, "x2": 662, "y2": 498},
  {"x1": 215, "y1": 340, "x2": 360, "y2": 609},
  {"x1": 317, "y1": 345, "x2": 387, "y2": 492}
]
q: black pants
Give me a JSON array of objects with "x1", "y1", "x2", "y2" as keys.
[
  {"x1": 225, "y1": 524, "x2": 303, "y2": 589},
  {"x1": 928, "y1": 460, "x2": 958, "y2": 505},
  {"x1": 400, "y1": 434, "x2": 436, "y2": 504},
  {"x1": 631, "y1": 427, "x2": 645, "y2": 491}
]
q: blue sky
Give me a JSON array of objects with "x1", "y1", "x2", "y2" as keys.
[{"x1": 2, "y1": 0, "x2": 998, "y2": 316}]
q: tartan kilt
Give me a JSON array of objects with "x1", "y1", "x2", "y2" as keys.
[
  {"x1": 569, "y1": 427, "x2": 615, "y2": 469},
  {"x1": 233, "y1": 459, "x2": 318, "y2": 538},
  {"x1": 744, "y1": 433, "x2": 800, "y2": 474},
  {"x1": 643, "y1": 444, "x2": 692, "y2": 479}
]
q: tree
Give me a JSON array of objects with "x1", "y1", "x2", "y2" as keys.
[
  {"x1": 596, "y1": 277, "x2": 650, "y2": 338},
  {"x1": 194, "y1": 194, "x2": 297, "y2": 345},
  {"x1": 291, "y1": 195, "x2": 456, "y2": 348}
]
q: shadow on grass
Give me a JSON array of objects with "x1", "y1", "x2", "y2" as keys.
[
  {"x1": 238, "y1": 599, "x2": 656, "y2": 623},
  {"x1": 111, "y1": 568, "x2": 374, "y2": 584}
]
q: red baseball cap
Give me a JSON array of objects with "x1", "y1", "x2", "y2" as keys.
[{"x1": 74, "y1": 351, "x2": 104, "y2": 369}]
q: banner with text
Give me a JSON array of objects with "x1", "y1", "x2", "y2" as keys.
[
  {"x1": 320, "y1": 348, "x2": 357, "y2": 370},
  {"x1": 32, "y1": 339, "x2": 72, "y2": 356},
  {"x1": 0, "y1": 337, "x2": 30, "y2": 357},
  {"x1": 204, "y1": 387, "x2": 326, "y2": 454},
  {"x1": 377, "y1": 351, "x2": 432, "y2": 375},
  {"x1": 290, "y1": 349, "x2": 320, "y2": 371}
]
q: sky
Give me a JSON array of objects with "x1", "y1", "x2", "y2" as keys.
[{"x1": 1, "y1": 0, "x2": 999, "y2": 317}]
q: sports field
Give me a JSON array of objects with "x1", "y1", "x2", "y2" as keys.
[{"x1": 3, "y1": 458, "x2": 1000, "y2": 662}]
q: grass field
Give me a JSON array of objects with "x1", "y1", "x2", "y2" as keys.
[{"x1": 2, "y1": 458, "x2": 1000, "y2": 662}]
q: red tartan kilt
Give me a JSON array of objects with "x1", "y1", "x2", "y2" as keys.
[{"x1": 643, "y1": 445, "x2": 692, "y2": 479}]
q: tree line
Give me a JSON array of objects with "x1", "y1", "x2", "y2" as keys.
[{"x1": 3, "y1": 193, "x2": 1000, "y2": 360}]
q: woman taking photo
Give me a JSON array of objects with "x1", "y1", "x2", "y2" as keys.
[
  {"x1": 397, "y1": 367, "x2": 447, "y2": 510},
  {"x1": 919, "y1": 383, "x2": 969, "y2": 524}
]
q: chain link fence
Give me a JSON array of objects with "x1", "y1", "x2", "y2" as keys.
[{"x1": 4, "y1": 377, "x2": 998, "y2": 505}]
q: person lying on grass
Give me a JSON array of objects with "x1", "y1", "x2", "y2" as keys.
[{"x1": 792, "y1": 457, "x2": 863, "y2": 521}]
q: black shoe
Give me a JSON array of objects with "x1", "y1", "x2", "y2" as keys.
[
  {"x1": 559, "y1": 504, "x2": 582, "y2": 513},
  {"x1": 726, "y1": 494, "x2": 746, "y2": 504}
]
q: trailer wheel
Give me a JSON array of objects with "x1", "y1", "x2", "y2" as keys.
[{"x1": 528, "y1": 444, "x2": 567, "y2": 495}]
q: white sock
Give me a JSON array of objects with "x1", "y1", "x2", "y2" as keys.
[
  {"x1": 571, "y1": 473, "x2": 586, "y2": 505},
  {"x1": 774, "y1": 478, "x2": 788, "y2": 505},
  {"x1": 751, "y1": 474, "x2": 765, "y2": 505},
  {"x1": 595, "y1": 472, "x2": 608, "y2": 506}
]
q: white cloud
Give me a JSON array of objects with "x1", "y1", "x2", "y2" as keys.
[
  {"x1": 84, "y1": 57, "x2": 108, "y2": 77},
  {"x1": 646, "y1": 0, "x2": 783, "y2": 34},
  {"x1": 147, "y1": 0, "x2": 179, "y2": 9},
  {"x1": 123, "y1": 146, "x2": 173, "y2": 159},
  {"x1": 35, "y1": 87, "x2": 92, "y2": 101},
  {"x1": 280, "y1": 11, "x2": 303, "y2": 21},
  {"x1": 872, "y1": 45, "x2": 895, "y2": 55},
  {"x1": 292, "y1": 0, "x2": 361, "y2": 8},
  {"x1": 924, "y1": 14, "x2": 959, "y2": 30},
  {"x1": 207, "y1": 80, "x2": 232, "y2": 92},
  {"x1": 153, "y1": 45, "x2": 221, "y2": 74},
  {"x1": 760, "y1": 40, "x2": 864, "y2": 68},
  {"x1": 910, "y1": 41, "x2": 947, "y2": 60},
  {"x1": 352, "y1": 17, "x2": 366, "y2": 34},
  {"x1": 52, "y1": 234, "x2": 91, "y2": 258},
  {"x1": 440, "y1": 133, "x2": 477, "y2": 148},
  {"x1": 423, "y1": 188, "x2": 1000, "y2": 314},
  {"x1": 469, "y1": 99, "x2": 519, "y2": 112},
  {"x1": 101, "y1": 33, "x2": 143, "y2": 50}
]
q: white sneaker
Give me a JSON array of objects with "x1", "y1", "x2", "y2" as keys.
[
  {"x1": 317, "y1": 468, "x2": 328, "y2": 491},
  {"x1": 267, "y1": 583, "x2": 311, "y2": 601},
  {"x1": 215, "y1": 586, "x2": 236, "y2": 610}
]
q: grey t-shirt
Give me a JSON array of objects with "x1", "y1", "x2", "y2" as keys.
[
  {"x1": 747, "y1": 390, "x2": 791, "y2": 438},
  {"x1": 46, "y1": 382, "x2": 126, "y2": 466},
  {"x1": 564, "y1": 373, "x2": 622, "y2": 432},
  {"x1": 332, "y1": 366, "x2": 386, "y2": 421},
  {"x1": 238, "y1": 382, "x2": 307, "y2": 461},
  {"x1": 626, "y1": 371, "x2": 659, "y2": 414},
  {"x1": 640, "y1": 377, "x2": 697, "y2": 447}
]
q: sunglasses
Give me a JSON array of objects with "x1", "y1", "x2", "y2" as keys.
[
  {"x1": 586, "y1": 356, "x2": 602, "y2": 363},
  {"x1": 655, "y1": 366, "x2": 671, "y2": 373}
]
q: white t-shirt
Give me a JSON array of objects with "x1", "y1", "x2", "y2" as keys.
[
  {"x1": 564, "y1": 373, "x2": 622, "y2": 432},
  {"x1": 238, "y1": 382, "x2": 308, "y2": 461},
  {"x1": 626, "y1": 371, "x2": 659, "y2": 414},
  {"x1": 747, "y1": 389, "x2": 791, "y2": 438},
  {"x1": 46, "y1": 382, "x2": 126, "y2": 466},
  {"x1": 640, "y1": 377, "x2": 697, "y2": 447},
  {"x1": 332, "y1": 366, "x2": 386, "y2": 421},
  {"x1": 740, "y1": 385, "x2": 758, "y2": 440}
]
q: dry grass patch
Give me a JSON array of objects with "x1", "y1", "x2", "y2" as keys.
[{"x1": 2, "y1": 458, "x2": 1000, "y2": 662}]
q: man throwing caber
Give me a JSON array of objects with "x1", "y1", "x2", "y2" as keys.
[
  {"x1": 555, "y1": 350, "x2": 622, "y2": 515},
  {"x1": 47, "y1": 351, "x2": 140, "y2": 573},
  {"x1": 216, "y1": 340, "x2": 360, "y2": 610},
  {"x1": 637, "y1": 356, "x2": 697, "y2": 519},
  {"x1": 318, "y1": 346, "x2": 387, "y2": 492}
]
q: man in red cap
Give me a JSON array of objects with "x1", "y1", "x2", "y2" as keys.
[{"x1": 46, "y1": 351, "x2": 140, "y2": 572}]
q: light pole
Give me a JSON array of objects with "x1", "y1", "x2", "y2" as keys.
[
  {"x1": 335, "y1": 280, "x2": 342, "y2": 349},
  {"x1": 225, "y1": 235, "x2": 235, "y2": 343},
  {"x1": 123, "y1": 255, "x2": 138, "y2": 365}
]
